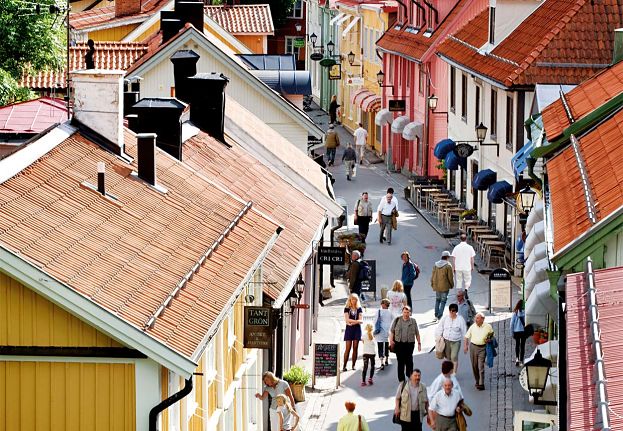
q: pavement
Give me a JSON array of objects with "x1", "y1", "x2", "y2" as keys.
[{"x1": 292, "y1": 107, "x2": 532, "y2": 430}]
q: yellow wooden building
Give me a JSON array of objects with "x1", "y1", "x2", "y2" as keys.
[{"x1": 334, "y1": 1, "x2": 396, "y2": 154}]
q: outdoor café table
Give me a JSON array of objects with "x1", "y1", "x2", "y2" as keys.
[
  {"x1": 467, "y1": 226, "x2": 494, "y2": 238},
  {"x1": 459, "y1": 219, "x2": 479, "y2": 232},
  {"x1": 481, "y1": 240, "x2": 507, "y2": 267},
  {"x1": 476, "y1": 234, "x2": 500, "y2": 257},
  {"x1": 419, "y1": 187, "x2": 441, "y2": 208},
  {"x1": 427, "y1": 192, "x2": 448, "y2": 212},
  {"x1": 444, "y1": 207, "x2": 466, "y2": 229},
  {"x1": 435, "y1": 200, "x2": 456, "y2": 220},
  {"x1": 412, "y1": 184, "x2": 433, "y2": 206}
]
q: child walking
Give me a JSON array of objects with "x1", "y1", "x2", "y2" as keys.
[
  {"x1": 361, "y1": 323, "x2": 377, "y2": 386},
  {"x1": 275, "y1": 394, "x2": 300, "y2": 431}
]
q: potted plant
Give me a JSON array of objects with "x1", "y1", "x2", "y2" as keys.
[
  {"x1": 532, "y1": 328, "x2": 548, "y2": 345},
  {"x1": 283, "y1": 365, "x2": 311, "y2": 402},
  {"x1": 460, "y1": 209, "x2": 478, "y2": 220}
]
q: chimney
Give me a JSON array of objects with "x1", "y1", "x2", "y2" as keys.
[
  {"x1": 175, "y1": 1, "x2": 204, "y2": 31},
  {"x1": 131, "y1": 98, "x2": 188, "y2": 160},
  {"x1": 116, "y1": 0, "x2": 142, "y2": 17},
  {"x1": 170, "y1": 50, "x2": 200, "y2": 102},
  {"x1": 136, "y1": 133, "x2": 157, "y2": 186},
  {"x1": 161, "y1": 10, "x2": 183, "y2": 43},
  {"x1": 72, "y1": 69, "x2": 125, "y2": 151},
  {"x1": 186, "y1": 73, "x2": 229, "y2": 143},
  {"x1": 614, "y1": 28, "x2": 623, "y2": 64},
  {"x1": 97, "y1": 162, "x2": 106, "y2": 195}
]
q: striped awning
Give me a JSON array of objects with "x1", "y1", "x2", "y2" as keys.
[
  {"x1": 351, "y1": 88, "x2": 373, "y2": 106},
  {"x1": 362, "y1": 94, "x2": 381, "y2": 112}
]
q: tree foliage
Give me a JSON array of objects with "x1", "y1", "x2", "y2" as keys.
[{"x1": 0, "y1": 0, "x2": 65, "y2": 104}]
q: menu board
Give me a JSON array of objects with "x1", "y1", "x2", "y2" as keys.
[
  {"x1": 314, "y1": 343, "x2": 338, "y2": 377},
  {"x1": 489, "y1": 268, "x2": 512, "y2": 310},
  {"x1": 360, "y1": 259, "x2": 376, "y2": 295}
]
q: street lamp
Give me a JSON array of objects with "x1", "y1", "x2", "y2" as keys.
[
  {"x1": 524, "y1": 349, "x2": 556, "y2": 405},
  {"x1": 428, "y1": 94, "x2": 438, "y2": 110},
  {"x1": 327, "y1": 40, "x2": 335, "y2": 56},
  {"x1": 376, "y1": 70, "x2": 394, "y2": 95},
  {"x1": 296, "y1": 275, "x2": 305, "y2": 295},
  {"x1": 519, "y1": 186, "x2": 536, "y2": 214},
  {"x1": 475, "y1": 122, "x2": 488, "y2": 142},
  {"x1": 309, "y1": 32, "x2": 318, "y2": 47},
  {"x1": 295, "y1": 22, "x2": 302, "y2": 32}
]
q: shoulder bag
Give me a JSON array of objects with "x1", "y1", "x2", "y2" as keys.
[
  {"x1": 373, "y1": 309, "x2": 382, "y2": 335},
  {"x1": 435, "y1": 336, "x2": 446, "y2": 360}
]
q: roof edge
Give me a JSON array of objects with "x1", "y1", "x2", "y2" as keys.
[
  {"x1": 437, "y1": 53, "x2": 508, "y2": 89},
  {"x1": 0, "y1": 245, "x2": 198, "y2": 377}
]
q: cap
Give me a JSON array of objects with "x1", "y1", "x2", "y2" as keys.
[
  {"x1": 328, "y1": 124, "x2": 334, "y2": 129},
  {"x1": 441, "y1": 250, "x2": 451, "y2": 257}
]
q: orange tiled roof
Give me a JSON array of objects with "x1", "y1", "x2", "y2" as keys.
[
  {"x1": 70, "y1": 0, "x2": 169, "y2": 31},
  {"x1": 437, "y1": 0, "x2": 623, "y2": 87},
  {"x1": 21, "y1": 42, "x2": 148, "y2": 90},
  {"x1": 0, "y1": 129, "x2": 279, "y2": 359},
  {"x1": 547, "y1": 108, "x2": 623, "y2": 252},
  {"x1": 541, "y1": 61, "x2": 623, "y2": 141},
  {"x1": 182, "y1": 131, "x2": 326, "y2": 301},
  {"x1": 204, "y1": 4, "x2": 274, "y2": 35},
  {"x1": 376, "y1": 0, "x2": 469, "y2": 62}
]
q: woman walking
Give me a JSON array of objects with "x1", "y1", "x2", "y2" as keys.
[
  {"x1": 329, "y1": 95, "x2": 340, "y2": 124},
  {"x1": 275, "y1": 394, "x2": 300, "y2": 431},
  {"x1": 361, "y1": 323, "x2": 377, "y2": 386},
  {"x1": 375, "y1": 298, "x2": 393, "y2": 368},
  {"x1": 343, "y1": 294, "x2": 363, "y2": 371},
  {"x1": 354, "y1": 192, "x2": 373, "y2": 242},
  {"x1": 511, "y1": 299, "x2": 527, "y2": 366},
  {"x1": 434, "y1": 303, "x2": 467, "y2": 372},
  {"x1": 387, "y1": 280, "x2": 408, "y2": 319},
  {"x1": 255, "y1": 371, "x2": 296, "y2": 431}
]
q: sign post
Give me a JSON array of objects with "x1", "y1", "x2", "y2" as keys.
[
  {"x1": 318, "y1": 246, "x2": 346, "y2": 265},
  {"x1": 489, "y1": 268, "x2": 512, "y2": 311},
  {"x1": 359, "y1": 259, "x2": 377, "y2": 300},
  {"x1": 312, "y1": 343, "x2": 340, "y2": 389},
  {"x1": 243, "y1": 306, "x2": 272, "y2": 349}
]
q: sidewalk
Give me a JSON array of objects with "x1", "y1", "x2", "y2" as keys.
[{"x1": 296, "y1": 109, "x2": 530, "y2": 430}]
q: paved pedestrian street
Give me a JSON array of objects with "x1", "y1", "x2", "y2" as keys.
[{"x1": 296, "y1": 123, "x2": 529, "y2": 430}]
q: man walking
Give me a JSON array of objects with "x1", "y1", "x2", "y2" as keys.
[
  {"x1": 451, "y1": 234, "x2": 476, "y2": 293},
  {"x1": 464, "y1": 312, "x2": 494, "y2": 390},
  {"x1": 348, "y1": 250, "x2": 363, "y2": 296},
  {"x1": 325, "y1": 124, "x2": 340, "y2": 166},
  {"x1": 389, "y1": 305, "x2": 421, "y2": 382},
  {"x1": 353, "y1": 122, "x2": 368, "y2": 164},
  {"x1": 456, "y1": 289, "x2": 476, "y2": 327},
  {"x1": 428, "y1": 379, "x2": 464, "y2": 431},
  {"x1": 401, "y1": 251, "x2": 419, "y2": 309},
  {"x1": 377, "y1": 188, "x2": 398, "y2": 245},
  {"x1": 394, "y1": 369, "x2": 428, "y2": 431},
  {"x1": 431, "y1": 251, "x2": 454, "y2": 321},
  {"x1": 342, "y1": 143, "x2": 357, "y2": 181}
]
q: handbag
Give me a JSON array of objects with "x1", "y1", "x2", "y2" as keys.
[
  {"x1": 373, "y1": 309, "x2": 382, "y2": 335},
  {"x1": 435, "y1": 336, "x2": 446, "y2": 360}
]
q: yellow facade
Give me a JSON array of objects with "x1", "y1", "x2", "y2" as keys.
[
  {"x1": 0, "y1": 361, "x2": 135, "y2": 431},
  {"x1": 88, "y1": 24, "x2": 139, "y2": 42}
]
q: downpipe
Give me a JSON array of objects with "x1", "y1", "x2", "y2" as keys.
[{"x1": 149, "y1": 377, "x2": 193, "y2": 431}]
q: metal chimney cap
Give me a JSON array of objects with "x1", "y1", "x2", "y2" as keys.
[
  {"x1": 190, "y1": 72, "x2": 230, "y2": 83},
  {"x1": 136, "y1": 132, "x2": 158, "y2": 139},
  {"x1": 132, "y1": 97, "x2": 188, "y2": 110},
  {"x1": 170, "y1": 49, "x2": 200, "y2": 60}
]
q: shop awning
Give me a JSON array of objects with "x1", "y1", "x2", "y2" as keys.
[
  {"x1": 362, "y1": 94, "x2": 381, "y2": 112},
  {"x1": 525, "y1": 258, "x2": 549, "y2": 297},
  {"x1": 391, "y1": 115, "x2": 409, "y2": 133},
  {"x1": 525, "y1": 280, "x2": 557, "y2": 327},
  {"x1": 402, "y1": 121, "x2": 423, "y2": 140},
  {"x1": 342, "y1": 16, "x2": 360, "y2": 38},
  {"x1": 472, "y1": 169, "x2": 497, "y2": 191},
  {"x1": 486, "y1": 180, "x2": 512, "y2": 204},
  {"x1": 375, "y1": 108, "x2": 393, "y2": 125},
  {"x1": 434, "y1": 138, "x2": 456, "y2": 159},
  {"x1": 444, "y1": 150, "x2": 467, "y2": 171},
  {"x1": 511, "y1": 140, "x2": 535, "y2": 180},
  {"x1": 351, "y1": 88, "x2": 373, "y2": 106},
  {"x1": 524, "y1": 220, "x2": 545, "y2": 257}
]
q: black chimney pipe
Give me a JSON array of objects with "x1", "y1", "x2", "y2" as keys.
[
  {"x1": 175, "y1": 1, "x2": 204, "y2": 31},
  {"x1": 132, "y1": 98, "x2": 188, "y2": 160},
  {"x1": 136, "y1": 133, "x2": 157, "y2": 186},
  {"x1": 161, "y1": 11, "x2": 183, "y2": 43},
  {"x1": 186, "y1": 73, "x2": 229, "y2": 143},
  {"x1": 170, "y1": 50, "x2": 200, "y2": 102}
]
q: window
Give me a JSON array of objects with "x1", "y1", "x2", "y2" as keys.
[
  {"x1": 461, "y1": 73, "x2": 467, "y2": 121},
  {"x1": 406, "y1": 63, "x2": 410, "y2": 91},
  {"x1": 285, "y1": 37, "x2": 300, "y2": 59},
  {"x1": 450, "y1": 67, "x2": 456, "y2": 112},
  {"x1": 490, "y1": 89, "x2": 497, "y2": 139},
  {"x1": 488, "y1": 201, "x2": 497, "y2": 229},
  {"x1": 505, "y1": 95, "x2": 513, "y2": 150},
  {"x1": 488, "y1": 7, "x2": 496, "y2": 45},
  {"x1": 419, "y1": 69, "x2": 426, "y2": 95},
  {"x1": 289, "y1": 0, "x2": 303, "y2": 18},
  {"x1": 475, "y1": 85, "x2": 481, "y2": 126}
]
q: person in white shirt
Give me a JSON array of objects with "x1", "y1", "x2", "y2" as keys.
[
  {"x1": 275, "y1": 394, "x2": 300, "y2": 431},
  {"x1": 377, "y1": 188, "x2": 398, "y2": 245},
  {"x1": 451, "y1": 234, "x2": 476, "y2": 292},
  {"x1": 360, "y1": 324, "x2": 377, "y2": 386},
  {"x1": 387, "y1": 280, "x2": 408, "y2": 319},
  {"x1": 428, "y1": 379, "x2": 464, "y2": 431},
  {"x1": 353, "y1": 123, "x2": 368, "y2": 164},
  {"x1": 374, "y1": 299, "x2": 394, "y2": 368},
  {"x1": 434, "y1": 303, "x2": 467, "y2": 372},
  {"x1": 427, "y1": 361, "x2": 463, "y2": 403}
]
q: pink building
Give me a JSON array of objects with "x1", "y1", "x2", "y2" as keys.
[{"x1": 375, "y1": 0, "x2": 487, "y2": 177}]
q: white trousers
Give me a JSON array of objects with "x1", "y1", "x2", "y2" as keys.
[
  {"x1": 455, "y1": 270, "x2": 472, "y2": 289},
  {"x1": 356, "y1": 144, "x2": 365, "y2": 160}
]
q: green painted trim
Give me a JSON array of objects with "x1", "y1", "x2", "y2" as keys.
[
  {"x1": 531, "y1": 92, "x2": 623, "y2": 159},
  {"x1": 546, "y1": 269, "x2": 561, "y2": 301},
  {"x1": 553, "y1": 214, "x2": 623, "y2": 269}
]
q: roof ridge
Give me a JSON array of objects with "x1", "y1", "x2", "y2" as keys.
[{"x1": 506, "y1": 0, "x2": 587, "y2": 84}]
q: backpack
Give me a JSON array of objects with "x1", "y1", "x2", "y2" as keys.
[
  {"x1": 466, "y1": 299, "x2": 477, "y2": 326},
  {"x1": 358, "y1": 260, "x2": 371, "y2": 281},
  {"x1": 412, "y1": 262, "x2": 421, "y2": 280}
]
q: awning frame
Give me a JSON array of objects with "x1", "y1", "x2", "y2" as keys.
[{"x1": 342, "y1": 16, "x2": 360, "y2": 38}]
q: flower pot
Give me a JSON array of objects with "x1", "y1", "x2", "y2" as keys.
[{"x1": 289, "y1": 383, "x2": 306, "y2": 402}]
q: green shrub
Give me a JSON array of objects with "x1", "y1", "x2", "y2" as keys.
[{"x1": 283, "y1": 365, "x2": 311, "y2": 385}]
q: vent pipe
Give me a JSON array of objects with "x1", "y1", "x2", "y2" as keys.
[
  {"x1": 97, "y1": 162, "x2": 106, "y2": 195},
  {"x1": 170, "y1": 50, "x2": 200, "y2": 103},
  {"x1": 614, "y1": 28, "x2": 623, "y2": 64},
  {"x1": 137, "y1": 133, "x2": 157, "y2": 186}
]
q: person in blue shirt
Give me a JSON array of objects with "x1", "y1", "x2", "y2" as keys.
[
  {"x1": 400, "y1": 251, "x2": 419, "y2": 309},
  {"x1": 510, "y1": 300, "x2": 526, "y2": 366}
]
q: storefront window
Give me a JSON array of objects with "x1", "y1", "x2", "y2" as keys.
[
  {"x1": 488, "y1": 201, "x2": 497, "y2": 230},
  {"x1": 460, "y1": 167, "x2": 467, "y2": 205}
]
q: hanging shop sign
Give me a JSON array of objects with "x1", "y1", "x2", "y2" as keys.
[
  {"x1": 455, "y1": 143, "x2": 475, "y2": 158},
  {"x1": 318, "y1": 246, "x2": 346, "y2": 265},
  {"x1": 328, "y1": 63, "x2": 342, "y2": 80},
  {"x1": 243, "y1": 306, "x2": 272, "y2": 349},
  {"x1": 310, "y1": 52, "x2": 324, "y2": 61},
  {"x1": 293, "y1": 38, "x2": 306, "y2": 48},
  {"x1": 346, "y1": 76, "x2": 364, "y2": 86},
  {"x1": 388, "y1": 99, "x2": 406, "y2": 112}
]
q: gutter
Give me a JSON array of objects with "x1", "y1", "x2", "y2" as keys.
[
  {"x1": 437, "y1": 53, "x2": 508, "y2": 89},
  {"x1": 149, "y1": 377, "x2": 193, "y2": 431}
]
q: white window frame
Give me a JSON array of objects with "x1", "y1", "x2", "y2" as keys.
[
  {"x1": 289, "y1": 0, "x2": 303, "y2": 18},
  {"x1": 285, "y1": 36, "x2": 301, "y2": 58}
]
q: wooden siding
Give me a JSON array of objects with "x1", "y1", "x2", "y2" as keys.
[
  {"x1": 0, "y1": 361, "x2": 135, "y2": 431},
  {"x1": 236, "y1": 35, "x2": 265, "y2": 54},
  {"x1": 0, "y1": 272, "x2": 121, "y2": 348},
  {"x1": 132, "y1": 21, "x2": 160, "y2": 43},
  {"x1": 89, "y1": 24, "x2": 138, "y2": 41}
]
